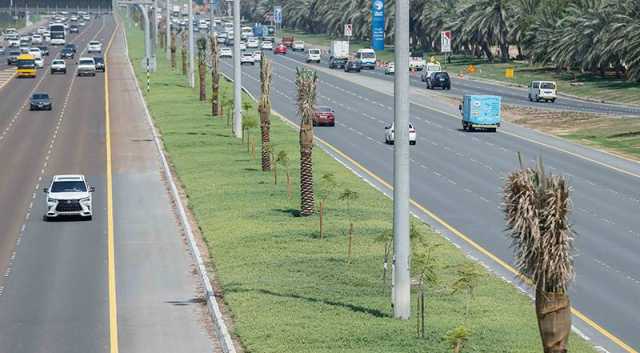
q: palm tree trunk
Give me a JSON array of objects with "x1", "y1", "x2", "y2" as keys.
[
  {"x1": 260, "y1": 105, "x2": 271, "y2": 171},
  {"x1": 299, "y1": 121, "x2": 315, "y2": 216},
  {"x1": 181, "y1": 33, "x2": 187, "y2": 76},
  {"x1": 170, "y1": 32, "x2": 177, "y2": 70},
  {"x1": 535, "y1": 287, "x2": 571, "y2": 353},
  {"x1": 199, "y1": 62, "x2": 206, "y2": 101}
]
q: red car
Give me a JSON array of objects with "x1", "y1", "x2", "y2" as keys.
[
  {"x1": 273, "y1": 43, "x2": 288, "y2": 55},
  {"x1": 313, "y1": 106, "x2": 335, "y2": 126}
]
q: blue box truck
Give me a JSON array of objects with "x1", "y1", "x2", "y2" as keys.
[{"x1": 459, "y1": 95, "x2": 501, "y2": 132}]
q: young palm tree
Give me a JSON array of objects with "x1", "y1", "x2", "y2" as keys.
[
  {"x1": 181, "y1": 31, "x2": 187, "y2": 76},
  {"x1": 170, "y1": 31, "x2": 177, "y2": 70},
  {"x1": 295, "y1": 67, "x2": 318, "y2": 216},
  {"x1": 259, "y1": 58, "x2": 273, "y2": 171},
  {"x1": 503, "y1": 157, "x2": 574, "y2": 353},
  {"x1": 197, "y1": 38, "x2": 207, "y2": 101},
  {"x1": 210, "y1": 34, "x2": 221, "y2": 117}
]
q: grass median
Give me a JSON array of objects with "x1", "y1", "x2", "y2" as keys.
[{"x1": 124, "y1": 24, "x2": 595, "y2": 353}]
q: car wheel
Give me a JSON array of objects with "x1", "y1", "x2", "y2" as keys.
[
  {"x1": 551, "y1": 98, "x2": 556, "y2": 103},
  {"x1": 356, "y1": 69, "x2": 361, "y2": 72},
  {"x1": 410, "y1": 140, "x2": 416, "y2": 145},
  {"x1": 330, "y1": 122, "x2": 335, "y2": 127}
]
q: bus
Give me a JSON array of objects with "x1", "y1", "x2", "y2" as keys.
[
  {"x1": 16, "y1": 54, "x2": 37, "y2": 78},
  {"x1": 49, "y1": 23, "x2": 66, "y2": 45}
]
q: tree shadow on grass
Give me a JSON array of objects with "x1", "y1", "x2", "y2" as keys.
[{"x1": 273, "y1": 208, "x2": 301, "y2": 217}]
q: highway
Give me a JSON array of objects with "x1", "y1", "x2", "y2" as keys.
[
  {"x1": 218, "y1": 40, "x2": 640, "y2": 352},
  {"x1": 0, "y1": 15, "x2": 217, "y2": 353}
]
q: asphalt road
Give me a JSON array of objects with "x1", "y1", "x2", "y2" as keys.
[
  {"x1": 218, "y1": 40, "x2": 640, "y2": 352},
  {"x1": 283, "y1": 47, "x2": 640, "y2": 117},
  {"x1": 0, "y1": 15, "x2": 216, "y2": 353}
]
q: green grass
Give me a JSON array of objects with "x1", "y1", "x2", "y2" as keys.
[
  {"x1": 124, "y1": 21, "x2": 596, "y2": 353},
  {"x1": 560, "y1": 119, "x2": 640, "y2": 159}
]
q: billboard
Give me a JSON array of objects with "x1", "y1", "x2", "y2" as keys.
[
  {"x1": 273, "y1": 6, "x2": 282, "y2": 24},
  {"x1": 371, "y1": 0, "x2": 384, "y2": 51},
  {"x1": 441, "y1": 31, "x2": 452, "y2": 53}
]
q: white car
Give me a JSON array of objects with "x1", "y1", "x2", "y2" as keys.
[
  {"x1": 77, "y1": 57, "x2": 96, "y2": 76},
  {"x1": 37, "y1": 26, "x2": 47, "y2": 34},
  {"x1": 34, "y1": 57, "x2": 44, "y2": 68},
  {"x1": 261, "y1": 41, "x2": 273, "y2": 50},
  {"x1": 384, "y1": 62, "x2": 395, "y2": 75},
  {"x1": 87, "y1": 41, "x2": 102, "y2": 53},
  {"x1": 240, "y1": 52, "x2": 255, "y2": 65},
  {"x1": 78, "y1": 21, "x2": 86, "y2": 27},
  {"x1": 246, "y1": 37, "x2": 259, "y2": 48},
  {"x1": 50, "y1": 59, "x2": 67, "y2": 74},
  {"x1": 219, "y1": 47, "x2": 232, "y2": 58},
  {"x1": 44, "y1": 175, "x2": 95, "y2": 220},
  {"x1": 239, "y1": 41, "x2": 246, "y2": 50},
  {"x1": 253, "y1": 50, "x2": 262, "y2": 61},
  {"x1": 384, "y1": 123, "x2": 417, "y2": 145},
  {"x1": 28, "y1": 47, "x2": 43, "y2": 59},
  {"x1": 306, "y1": 48, "x2": 321, "y2": 63},
  {"x1": 31, "y1": 34, "x2": 43, "y2": 44},
  {"x1": 292, "y1": 40, "x2": 305, "y2": 52},
  {"x1": 528, "y1": 80, "x2": 557, "y2": 103}
]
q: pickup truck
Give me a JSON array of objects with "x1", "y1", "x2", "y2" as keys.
[
  {"x1": 459, "y1": 95, "x2": 501, "y2": 132},
  {"x1": 77, "y1": 57, "x2": 96, "y2": 77},
  {"x1": 282, "y1": 36, "x2": 294, "y2": 48}
]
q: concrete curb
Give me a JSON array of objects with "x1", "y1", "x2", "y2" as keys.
[{"x1": 120, "y1": 21, "x2": 237, "y2": 353}]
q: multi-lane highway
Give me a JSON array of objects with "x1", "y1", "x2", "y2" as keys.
[
  {"x1": 217, "y1": 36, "x2": 640, "y2": 352},
  {"x1": 0, "y1": 14, "x2": 217, "y2": 353}
]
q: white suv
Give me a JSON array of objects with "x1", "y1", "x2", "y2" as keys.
[
  {"x1": 50, "y1": 59, "x2": 67, "y2": 74},
  {"x1": 528, "y1": 80, "x2": 557, "y2": 103},
  {"x1": 87, "y1": 40, "x2": 102, "y2": 53},
  {"x1": 44, "y1": 175, "x2": 94, "y2": 220},
  {"x1": 77, "y1": 57, "x2": 96, "y2": 76},
  {"x1": 306, "y1": 48, "x2": 321, "y2": 63}
]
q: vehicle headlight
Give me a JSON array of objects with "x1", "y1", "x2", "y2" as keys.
[
  {"x1": 47, "y1": 197, "x2": 57, "y2": 203},
  {"x1": 80, "y1": 197, "x2": 91, "y2": 203}
]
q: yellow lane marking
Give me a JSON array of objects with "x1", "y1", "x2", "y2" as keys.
[
  {"x1": 271, "y1": 105, "x2": 638, "y2": 353},
  {"x1": 104, "y1": 19, "x2": 120, "y2": 353}
]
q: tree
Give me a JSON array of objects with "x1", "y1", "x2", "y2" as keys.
[
  {"x1": 458, "y1": 0, "x2": 512, "y2": 62},
  {"x1": 276, "y1": 150, "x2": 292, "y2": 195},
  {"x1": 259, "y1": 58, "x2": 273, "y2": 171},
  {"x1": 503, "y1": 157, "x2": 574, "y2": 353},
  {"x1": 412, "y1": 234, "x2": 440, "y2": 338},
  {"x1": 375, "y1": 229, "x2": 393, "y2": 283},
  {"x1": 170, "y1": 30, "x2": 177, "y2": 70},
  {"x1": 243, "y1": 115, "x2": 259, "y2": 158},
  {"x1": 451, "y1": 263, "x2": 483, "y2": 319},
  {"x1": 197, "y1": 37, "x2": 207, "y2": 101},
  {"x1": 180, "y1": 31, "x2": 187, "y2": 76},
  {"x1": 210, "y1": 34, "x2": 221, "y2": 116},
  {"x1": 445, "y1": 325, "x2": 471, "y2": 353},
  {"x1": 338, "y1": 188, "x2": 359, "y2": 260},
  {"x1": 295, "y1": 67, "x2": 318, "y2": 216},
  {"x1": 317, "y1": 172, "x2": 338, "y2": 239}
]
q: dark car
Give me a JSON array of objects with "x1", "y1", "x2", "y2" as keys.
[
  {"x1": 38, "y1": 46, "x2": 49, "y2": 56},
  {"x1": 70, "y1": 25, "x2": 79, "y2": 33},
  {"x1": 60, "y1": 47, "x2": 75, "y2": 59},
  {"x1": 94, "y1": 56, "x2": 105, "y2": 72},
  {"x1": 329, "y1": 57, "x2": 348, "y2": 69},
  {"x1": 344, "y1": 59, "x2": 362, "y2": 73},
  {"x1": 7, "y1": 50, "x2": 20, "y2": 65},
  {"x1": 313, "y1": 106, "x2": 335, "y2": 126},
  {"x1": 64, "y1": 43, "x2": 77, "y2": 53},
  {"x1": 426, "y1": 71, "x2": 451, "y2": 90},
  {"x1": 30, "y1": 92, "x2": 52, "y2": 111}
]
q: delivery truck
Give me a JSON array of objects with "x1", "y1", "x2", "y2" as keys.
[
  {"x1": 459, "y1": 95, "x2": 501, "y2": 132},
  {"x1": 328, "y1": 40, "x2": 349, "y2": 69}
]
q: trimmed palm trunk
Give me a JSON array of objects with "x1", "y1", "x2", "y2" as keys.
[
  {"x1": 170, "y1": 31, "x2": 177, "y2": 70},
  {"x1": 197, "y1": 38, "x2": 207, "y2": 101},
  {"x1": 295, "y1": 68, "x2": 318, "y2": 216},
  {"x1": 503, "y1": 158, "x2": 574, "y2": 353},
  {"x1": 181, "y1": 31, "x2": 187, "y2": 76},
  {"x1": 210, "y1": 34, "x2": 221, "y2": 117},
  {"x1": 259, "y1": 58, "x2": 273, "y2": 171}
]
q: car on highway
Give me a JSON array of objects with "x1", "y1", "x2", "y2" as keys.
[
  {"x1": 292, "y1": 40, "x2": 305, "y2": 52},
  {"x1": 384, "y1": 62, "x2": 395, "y2": 75},
  {"x1": 246, "y1": 37, "x2": 259, "y2": 48},
  {"x1": 60, "y1": 47, "x2": 75, "y2": 59},
  {"x1": 77, "y1": 57, "x2": 96, "y2": 76},
  {"x1": 94, "y1": 56, "x2": 105, "y2": 72},
  {"x1": 528, "y1": 80, "x2": 557, "y2": 103},
  {"x1": 29, "y1": 47, "x2": 43, "y2": 60},
  {"x1": 420, "y1": 62, "x2": 442, "y2": 82},
  {"x1": 37, "y1": 26, "x2": 47, "y2": 34},
  {"x1": 5, "y1": 34, "x2": 20, "y2": 47},
  {"x1": 344, "y1": 58, "x2": 362, "y2": 73},
  {"x1": 29, "y1": 92, "x2": 52, "y2": 111},
  {"x1": 313, "y1": 106, "x2": 336, "y2": 126},
  {"x1": 7, "y1": 50, "x2": 20, "y2": 65},
  {"x1": 384, "y1": 123, "x2": 417, "y2": 145},
  {"x1": 239, "y1": 41, "x2": 247, "y2": 50},
  {"x1": 78, "y1": 21, "x2": 86, "y2": 27},
  {"x1": 38, "y1": 45, "x2": 49, "y2": 56},
  {"x1": 34, "y1": 57, "x2": 44, "y2": 69},
  {"x1": 16, "y1": 53, "x2": 37, "y2": 78},
  {"x1": 50, "y1": 59, "x2": 67, "y2": 74},
  {"x1": 306, "y1": 48, "x2": 321, "y2": 63},
  {"x1": 87, "y1": 41, "x2": 102, "y2": 53},
  {"x1": 70, "y1": 24, "x2": 79, "y2": 33},
  {"x1": 0, "y1": 46, "x2": 4, "y2": 55},
  {"x1": 31, "y1": 34, "x2": 43, "y2": 44},
  {"x1": 426, "y1": 71, "x2": 451, "y2": 90},
  {"x1": 273, "y1": 43, "x2": 287, "y2": 55},
  {"x1": 252, "y1": 50, "x2": 262, "y2": 61},
  {"x1": 43, "y1": 174, "x2": 94, "y2": 220},
  {"x1": 354, "y1": 48, "x2": 376, "y2": 69},
  {"x1": 219, "y1": 47, "x2": 232, "y2": 58},
  {"x1": 216, "y1": 32, "x2": 226, "y2": 44},
  {"x1": 64, "y1": 43, "x2": 77, "y2": 53},
  {"x1": 240, "y1": 52, "x2": 255, "y2": 65},
  {"x1": 261, "y1": 40, "x2": 273, "y2": 50}
]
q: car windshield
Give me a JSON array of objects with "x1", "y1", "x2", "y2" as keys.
[
  {"x1": 242, "y1": 53, "x2": 252, "y2": 57},
  {"x1": 310, "y1": 49, "x2": 320, "y2": 54},
  {"x1": 51, "y1": 181, "x2": 86, "y2": 193},
  {"x1": 53, "y1": 60, "x2": 64, "y2": 64},
  {"x1": 17, "y1": 60, "x2": 35, "y2": 68},
  {"x1": 316, "y1": 107, "x2": 332, "y2": 113},
  {"x1": 80, "y1": 59, "x2": 94, "y2": 65},
  {"x1": 94, "y1": 57, "x2": 104, "y2": 63},
  {"x1": 361, "y1": 52, "x2": 375, "y2": 58},
  {"x1": 32, "y1": 94, "x2": 48, "y2": 100},
  {"x1": 541, "y1": 82, "x2": 556, "y2": 89}
]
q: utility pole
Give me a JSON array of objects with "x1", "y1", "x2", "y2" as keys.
[
  {"x1": 188, "y1": 0, "x2": 195, "y2": 88},
  {"x1": 166, "y1": 0, "x2": 171, "y2": 60},
  {"x1": 209, "y1": 0, "x2": 214, "y2": 34},
  {"x1": 392, "y1": 0, "x2": 411, "y2": 320},
  {"x1": 152, "y1": 0, "x2": 158, "y2": 48},
  {"x1": 232, "y1": 0, "x2": 241, "y2": 138}
]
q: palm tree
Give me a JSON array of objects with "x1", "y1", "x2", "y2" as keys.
[
  {"x1": 503, "y1": 157, "x2": 574, "y2": 353},
  {"x1": 259, "y1": 58, "x2": 273, "y2": 171},
  {"x1": 170, "y1": 30, "x2": 177, "y2": 70},
  {"x1": 197, "y1": 38, "x2": 207, "y2": 101},
  {"x1": 295, "y1": 67, "x2": 318, "y2": 217},
  {"x1": 181, "y1": 31, "x2": 187, "y2": 76},
  {"x1": 459, "y1": 0, "x2": 512, "y2": 62},
  {"x1": 210, "y1": 34, "x2": 221, "y2": 116}
]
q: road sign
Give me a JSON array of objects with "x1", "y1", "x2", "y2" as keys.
[
  {"x1": 273, "y1": 6, "x2": 282, "y2": 24},
  {"x1": 344, "y1": 24, "x2": 352, "y2": 37},
  {"x1": 441, "y1": 30, "x2": 452, "y2": 53}
]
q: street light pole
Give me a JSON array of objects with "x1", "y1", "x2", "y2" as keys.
[
  {"x1": 392, "y1": 0, "x2": 411, "y2": 320},
  {"x1": 187, "y1": 0, "x2": 195, "y2": 88},
  {"x1": 232, "y1": 0, "x2": 241, "y2": 138},
  {"x1": 165, "y1": 0, "x2": 171, "y2": 60}
]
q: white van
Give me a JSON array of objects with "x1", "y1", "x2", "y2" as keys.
[
  {"x1": 240, "y1": 26, "x2": 253, "y2": 39},
  {"x1": 528, "y1": 81, "x2": 557, "y2": 103},
  {"x1": 355, "y1": 48, "x2": 376, "y2": 69}
]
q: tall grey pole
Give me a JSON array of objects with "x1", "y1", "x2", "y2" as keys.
[
  {"x1": 165, "y1": 0, "x2": 171, "y2": 60},
  {"x1": 137, "y1": 5, "x2": 151, "y2": 62},
  {"x1": 232, "y1": 0, "x2": 241, "y2": 138},
  {"x1": 187, "y1": 0, "x2": 195, "y2": 88},
  {"x1": 152, "y1": 0, "x2": 158, "y2": 48},
  {"x1": 392, "y1": 0, "x2": 411, "y2": 320},
  {"x1": 209, "y1": 0, "x2": 214, "y2": 34}
]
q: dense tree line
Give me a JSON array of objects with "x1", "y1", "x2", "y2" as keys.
[{"x1": 242, "y1": 0, "x2": 640, "y2": 80}]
